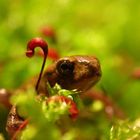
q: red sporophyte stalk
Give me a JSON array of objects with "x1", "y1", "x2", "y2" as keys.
[
  {"x1": 47, "y1": 95, "x2": 79, "y2": 120},
  {"x1": 12, "y1": 119, "x2": 29, "y2": 140},
  {"x1": 26, "y1": 37, "x2": 48, "y2": 93}
]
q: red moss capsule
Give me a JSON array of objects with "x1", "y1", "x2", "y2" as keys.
[
  {"x1": 38, "y1": 47, "x2": 60, "y2": 61},
  {"x1": 41, "y1": 26, "x2": 55, "y2": 38},
  {"x1": 26, "y1": 37, "x2": 48, "y2": 57},
  {"x1": 131, "y1": 67, "x2": 140, "y2": 79},
  {"x1": 40, "y1": 26, "x2": 56, "y2": 43},
  {"x1": 48, "y1": 48, "x2": 60, "y2": 60}
]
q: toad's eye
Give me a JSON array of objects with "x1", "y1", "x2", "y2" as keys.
[{"x1": 57, "y1": 60, "x2": 74, "y2": 75}]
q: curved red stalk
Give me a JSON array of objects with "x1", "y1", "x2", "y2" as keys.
[
  {"x1": 26, "y1": 37, "x2": 48, "y2": 93},
  {"x1": 11, "y1": 119, "x2": 29, "y2": 140}
]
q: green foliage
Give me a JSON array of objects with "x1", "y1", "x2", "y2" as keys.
[{"x1": 110, "y1": 119, "x2": 140, "y2": 140}]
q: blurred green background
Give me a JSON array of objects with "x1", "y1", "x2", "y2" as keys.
[{"x1": 0, "y1": 0, "x2": 140, "y2": 139}]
